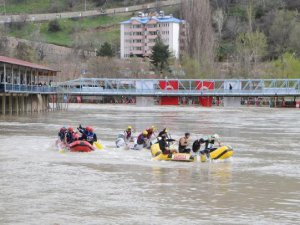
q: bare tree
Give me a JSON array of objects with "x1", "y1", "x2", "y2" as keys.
[
  {"x1": 87, "y1": 57, "x2": 121, "y2": 78},
  {"x1": 0, "y1": 27, "x2": 9, "y2": 55},
  {"x1": 181, "y1": 0, "x2": 215, "y2": 77},
  {"x1": 213, "y1": 8, "x2": 225, "y2": 39}
]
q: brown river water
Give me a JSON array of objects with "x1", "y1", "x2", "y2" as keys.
[{"x1": 0, "y1": 104, "x2": 299, "y2": 225}]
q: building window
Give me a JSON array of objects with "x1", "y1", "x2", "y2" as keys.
[
  {"x1": 133, "y1": 32, "x2": 142, "y2": 36},
  {"x1": 149, "y1": 31, "x2": 157, "y2": 35},
  {"x1": 147, "y1": 24, "x2": 157, "y2": 28},
  {"x1": 133, "y1": 24, "x2": 142, "y2": 28}
]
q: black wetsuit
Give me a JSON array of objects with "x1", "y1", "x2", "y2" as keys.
[
  {"x1": 66, "y1": 132, "x2": 75, "y2": 144},
  {"x1": 204, "y1": 139, "x2": 215, "y2": 151},
  {"x1": 158, "y1": 130, "x2": 168, "y2": 138},
  {"x1": 58, "y1": 130, "x2": 66, "y2": 141},
  {"x1": 158, "y1": 139, "x2": 170, "y2": 154},
  {"x1": 192, "y1": 140, "x2": 201, "y2": 153},
  {"x1": 200, "y1": 139, "x2": 217, "y2": 158}
]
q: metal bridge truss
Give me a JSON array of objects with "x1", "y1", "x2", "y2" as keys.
[{"x1": 58, "y1": 78, "x2": 300, "y2": 97}]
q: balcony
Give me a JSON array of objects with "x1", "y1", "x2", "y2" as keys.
[
  {"x1": 130, "y1": 28, "x2": 144, "y2": 32},
  {"x1": 131, "y1": 35, "x2": 144, "y2": 39},
  {"x1": 146, "y1": 35, "x2": 157, "y2": 39},
  {"x1": 0, "y1": 83, "x2": 57, "y2": 93},
  {"x1": 131, "y1": 43, "x2": 144, "y2": 47},
  {"x1": 146, "y1": 27, "x2": 158, "y2": 32}
]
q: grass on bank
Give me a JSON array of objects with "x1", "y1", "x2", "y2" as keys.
[
  {"x1": 2, "y1": 0, "x2": 98, "y2": 14},
  {"x1": 1, "y1": 0, "x2": 156, "y2": 14},
  {"x1": 6, "y1": 14, "x2": 130, "y2": 47}
]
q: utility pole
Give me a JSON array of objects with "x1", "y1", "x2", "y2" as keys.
[{"x1": 85, "y1": 0, "x2": 86, "y2": 11}]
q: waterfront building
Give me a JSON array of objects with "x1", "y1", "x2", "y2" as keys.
[{"x1": 0, "y1": 55, "x2": 60, "y2": 114}]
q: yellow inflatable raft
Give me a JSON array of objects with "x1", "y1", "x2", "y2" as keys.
[
  {"x1": 209, "y1": 146, "x2": 234, "y2": 160},
  {"x1": 150, "y1": 143, "x2": 194, "y2": 162},
  {"x1": 151, "y1": 143, "x2": 234, "y2": 162}
]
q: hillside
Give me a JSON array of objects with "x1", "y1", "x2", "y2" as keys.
[
  {"x1": 6, "y1": 14, "x2": 129, "y2": 48},
  {"x1": 176, "y1": 0, "x2": 300, "y2": 79},
  {"x1": 0, "y1": 0, "x2": 157, "y2": 14},
  {"x1": 1, "y1": 0, "x2": 300, "y2": 80}
]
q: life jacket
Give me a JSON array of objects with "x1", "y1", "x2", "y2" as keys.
[
  {"x1": 137, "y1": 134, "x2": 146, "y2": 145},
  {"x1": 66, "y1": 132, "x2": 75, "y2": 143},
  {"x1": 125, "y1": 130, "x2": 132, "y2": 139},
  {"x1": 85, "y1": 132, "x2": 94, "y2": 142},
  {"x1": 203, "y1": 137, "x2": 215, "y2": 149},
  {"x1": 146, "y1": 129, "x2": 153, "y2": 139}
]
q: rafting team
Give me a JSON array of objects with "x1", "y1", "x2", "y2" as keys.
[
  {"x1": 58, "y1": 125, "x2": 221, "y2": 158},
  {"x1": 118, "y1": 126, "x2": 221, "y2": 159},
  {"x1": 58, "y1": 125, "x2": 97, "y2": 145}
]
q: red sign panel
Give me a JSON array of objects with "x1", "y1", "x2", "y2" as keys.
[
  {"x1": 195, "y1": 81, "x2": 215, "y2": 107},
  {"x1": 159, "y1": 80, "x2": 179, "y2": 105}
]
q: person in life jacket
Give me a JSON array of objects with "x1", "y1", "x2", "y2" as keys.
[
  {"x1": 204, "y1": 134, "x2": 221, "y2": 150},
  {"x1": 178, "y1": 133, "x2": 191, "y2": 153},
  {"x1": 73, "y1": 133, "x2": 80, "y2": 141},
  {"x1": 124, "y1": 126, "x2": 132, "y2": 141},
  {"x1": 146, "y1": 126, "x2": 156, "y2": 139},
  {"x1": 192, "y1": 138, "x2": 204, "y2": 153},
  {"x1": 58, "y1": 127, "x2": 67, "y2": 142},
  {"x1": 158, "y1": 128, "x2": 169, "y2": 138},
  {"x1": 78, "y1": 125, "x2": 97, "y2": 145},
  {"x1": 65, "y1": 127, "x2": 76, "y2": 144},
  {"x1": 199, "y1": 134, "x2": 221, "y2": 158},
  {"x1": 158, "y1": 134, "x2": 177, "y2": 155},
  {"x1": 136, "y1": 130, "x2": 149, "y2": 146}
]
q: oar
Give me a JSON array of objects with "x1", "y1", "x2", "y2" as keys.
[
  {"x1": 56, "y1": 140, "x2": 66, "y2": 153},
  {"x1": 94, "y1": 141, "x2": 103, "y2": 150},
  {"x1": 166, "y1": 138, "x2": 176, "y2": 142}
]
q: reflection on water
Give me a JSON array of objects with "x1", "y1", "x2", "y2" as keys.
[{"x1": 0, "y1": 104, "x2": 300, "y2": 225}]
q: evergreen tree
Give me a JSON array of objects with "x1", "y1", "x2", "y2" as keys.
[
  {"x1": 150, "y1": 38, "x2": 171, "y2": 71},
  {"x1": 97, "y1": 42, "x2": 114, "y2": 57},
  {"x1": 48, "y1": 20, "x2": 61, "y2": 32}
]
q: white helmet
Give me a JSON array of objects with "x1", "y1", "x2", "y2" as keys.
[{"x1": 211, "y1": 134, "x2": 220, "y2": 141}]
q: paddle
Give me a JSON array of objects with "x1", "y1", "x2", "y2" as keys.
[
  {"x1": 94, "y1": 141, "x2": 103, "y2": 150},
  {"x1": 166, "y1": 138, "x2": 176, "y2": 142},
  {"x1": 56, "y1": 139, "x2": 66, "y2": 153}
]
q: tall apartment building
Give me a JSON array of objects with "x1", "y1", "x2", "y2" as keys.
[{"x1": 120, "y1": 12, "x2": 185, "y2": 59}]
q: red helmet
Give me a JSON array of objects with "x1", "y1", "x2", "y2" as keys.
[
  {"x1": 86, "y1": 126, "x2": 94, "y2": 132},
  {"x1": 68, "y1": 127, "x2": 74, "y2": 132}
]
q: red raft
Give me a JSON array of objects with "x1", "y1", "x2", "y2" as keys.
[{"x1": 68, "y1": 140, "x2": 95, "y2": 152}]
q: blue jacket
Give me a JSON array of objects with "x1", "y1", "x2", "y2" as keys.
[{"x1": 78, "y1": 128, "x2": 97, "y2": 144}]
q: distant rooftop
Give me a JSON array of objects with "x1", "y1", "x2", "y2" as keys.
[
  {"x1": 0, "y1": 56, "x2": 59, "y2": 72},
  {"x1": 121, "y1": 11, "x2": 184, "y2": 24}
]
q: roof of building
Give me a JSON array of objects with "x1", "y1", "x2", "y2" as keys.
[
  {"x1": 0, "y1": 56, "x2": 59, "y2": 72},
  {"x1": 121, "y1": 16, "x2": 184, "y2": 24}
]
